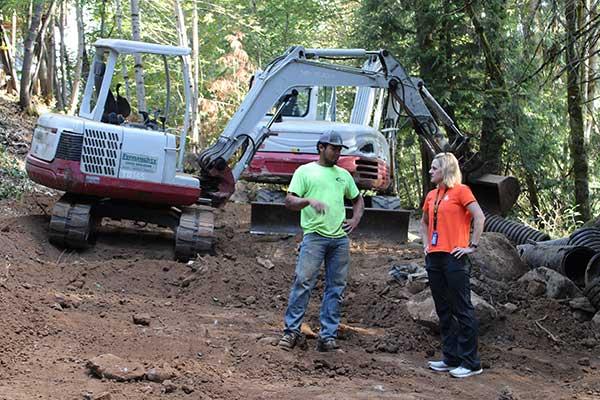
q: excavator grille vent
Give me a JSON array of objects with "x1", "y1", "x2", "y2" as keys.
[
  {"x1": 81, "y1": 128, "x2": 122, "y2": 177},
  {"x1": 56, "y1": 131, "x2": 83, "y2": 161}
]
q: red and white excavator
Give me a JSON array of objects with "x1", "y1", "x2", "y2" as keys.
[{"x1": 26, "y1": 40, "x2": 519, "y2": 261}]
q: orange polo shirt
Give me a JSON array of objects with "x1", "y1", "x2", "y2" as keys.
[{"x1": 422, "y1": 184, "x2": 476, "y2": 253}]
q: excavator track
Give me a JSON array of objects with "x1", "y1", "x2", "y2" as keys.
[
  {"x1": 174, "y1": 206, "x2": 215, "y2": 262},
  {"x1": 49, "y1": 196, "x2": 97, "y2": 249}
]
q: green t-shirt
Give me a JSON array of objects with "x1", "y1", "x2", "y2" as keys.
[{"x1": 288, "y1": 162, "x2": 360, "y2": 238}]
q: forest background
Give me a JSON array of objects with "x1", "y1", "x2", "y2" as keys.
[{"x1": 0, "y1": 0, "x2": 598, "y2": 238}]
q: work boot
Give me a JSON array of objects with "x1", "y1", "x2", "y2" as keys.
[
  {"x1": 278, "y1": 332, "x2": 300, "y2": 351},
  {"x1": 316, "y1": 338, "x2": 340, "y2": 352}
]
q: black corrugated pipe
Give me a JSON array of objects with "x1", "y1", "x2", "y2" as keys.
[
  {"x1": 569, "y1": 227, "x2": 600, "y2": 252},
  {"x1": 484, "y1": 211, "x2": 550, "y2": 245},
  {"x1": 536, "y1": 237, "x2": 570, "y2": 246},
  {"x1": 516, "y1": 243, "x2": 596, "y2": 287},
  {"x1": 584, "y1": 253, "x2": 600, "y2": 286}
]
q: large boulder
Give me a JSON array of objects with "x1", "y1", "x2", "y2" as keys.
[
  {"x1": 86, "y1": 354, "x2": 145, "y2": 382},
  {"x1": 405, "y1": 289, "x2": 497, "y2": 332},
  {"x1": 469, "y1": 232, "x2": 528, "y2": 282},
  {"x1": 518, "y1": 267, "x2": 583, "y2": 299}
]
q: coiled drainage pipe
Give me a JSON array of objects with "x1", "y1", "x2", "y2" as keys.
[
  {"x1": 484, "y1": 212, "x2": 550, "y2": 245},
  {"x1": 569, "y1": 227, "x2": 600, "y2": 252},
  {"x1": 585, "y1": 253, "x2": 600, "y2": 286},
  {"x1": 517, "y1": 244, "x2": 596, "y2": 287}
]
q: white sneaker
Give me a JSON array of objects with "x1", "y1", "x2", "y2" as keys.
[
  {"x1": 449, "y1": 366, "x2": 483, "y2": 378},
  {"x1": 427, "y1": 360, "x2": 454, "y2": 372}
]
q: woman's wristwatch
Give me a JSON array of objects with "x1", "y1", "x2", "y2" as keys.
[{"x1": 469, "y1": 242, "x2": 478, "y2": 249}]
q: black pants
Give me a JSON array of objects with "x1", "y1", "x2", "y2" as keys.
[{"x1": 425, "y1": 252, "x2": 481, "y2": 370}]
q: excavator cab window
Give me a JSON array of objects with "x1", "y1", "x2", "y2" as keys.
[{"x1": 267, "y1": 87, "x2": 311, "y2": 118}]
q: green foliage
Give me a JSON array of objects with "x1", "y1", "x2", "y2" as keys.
[
  {"x1": 0, "y1": 147, "x2": 29, "y2": 200},
  {"x1": 518, "y1": 191, "x2": 582, "y2": 239}
]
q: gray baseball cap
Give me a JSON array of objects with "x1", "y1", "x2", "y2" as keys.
[{"x1": 318, "y1": 131, "x2": 348, "y2": 149}]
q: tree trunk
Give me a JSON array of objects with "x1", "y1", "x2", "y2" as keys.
[
  {"x1": 58, "y1": 0, "x2": 68, "y2": 108},
  {"x1": 584, "y1": 3, "x2": 598, "y2": 142},
  {"x1": 19, "y1": 1, "x2": 44, "y2": 111},
  {"x1": 68, "y1": 0, "x2": 85, "y2": 115},
  {"x1": 191, "y1": 1, "x2": 201, "y2": 146},
  {"x1": 99, "y1": 0, "x2": 107, "y2": 38},
  {"x1": 465, "y1": 1, "x2": 510, "y2": 175},
  {"x1": 116, "y1": 0, "x2": 131, "y2": 99},
  {"x1": 174, "y1": 0, "x2": 194, "y2": 147},
  {"x1": 0, "y1": 22, "x2": 18, "y2": 93},
  {"x1": 131, "y1": 0, "x2": 146, "y2": 114},
  {"x1": 415, "y1": 0, "x2": 436, "y2": 201},
  {"x1": 38, "y1": 45, "x2": 50, "y2": 99},
  {"x1": 30, "y1": 0, "x2": 56, "y2": 93},
  {"x1": 565, "y1": 0, "x2": 590, "y2": 221},
  {"x1": 46, "y1": 14, "x2": 56, "y2": 103}
]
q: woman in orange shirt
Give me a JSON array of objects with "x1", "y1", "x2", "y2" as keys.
[{"x1": 420, "y1": 152, "x2": 485, "y2": 378}]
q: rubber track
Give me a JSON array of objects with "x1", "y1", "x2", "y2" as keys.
[
  {"x1": 175, "y1": 206, "x2": 214, "y2": 261},
  {"x1": 49, "y1": 198, "x2": 93, "y2": 249}
]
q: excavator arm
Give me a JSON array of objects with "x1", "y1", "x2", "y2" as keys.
[{"x1": 197, "y1": 46, "x2": 519, "y2": 215}]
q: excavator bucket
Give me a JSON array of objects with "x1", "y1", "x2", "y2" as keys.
[
  {"x1": 468, "y1": 173, "x2": 520, "y2": 216},
  {"x1": 250, "y1": 202, "x2": 411, "y2": 243}
]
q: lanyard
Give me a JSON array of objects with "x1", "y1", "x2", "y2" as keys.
[{"x1": 432, "y1": 187, "x2": 448, "y2": 231}]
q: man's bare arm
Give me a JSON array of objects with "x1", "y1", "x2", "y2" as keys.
[{"x1": 285, "y1": 193, "x2": 326, "y2": 213}]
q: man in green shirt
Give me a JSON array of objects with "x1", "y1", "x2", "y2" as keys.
[{"x1": 278, "y1": 132, "x2": 364, "y2": 352}]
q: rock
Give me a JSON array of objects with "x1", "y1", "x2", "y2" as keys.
[
  {"x1": 469, "y1": 233, "x2": 528, "y2": 281},
  {"x1": 581, "y1": 338, "x2": 597, "y2": 348},
  {"x1": 257, "y1": 336, "x2": 278, "y2": 346},
  {"x1": 51, "y1": 303, "x2": 63, "y2": 311},
  {"x1": 162, "y1": 379, "x2": 177, "y2": 393},
  {"x1": 406, "y1": 280, "x2": 428, "y2": 294},
  {"x1": 573, "y1": 310, "x2": 592, "y2": 322},
  {"x1": 53, "y1": 292, "x2": 82, "y2": 309},
  {"x1": 86, "y1": 354, "x2": 145, "y2": 381},
  {"x1": 518, "y1": 267, "x2": 583, "y2": 299},
  {"x1": 145, "y1": 364, "x2": 177, "y2": 383},
  {"x1": 592, "y1": 312, "x2": 600, "y2": 331},
  {"x1": 82, "y1": 392, "x2": 110, "y2": 400},
  {"x1": 527, "y1": 280, "x2": 546, "y2": 297},
  {"x1": 244, "y1": 296, "x2": 256, "y2": 305},
  {"x1": 181, "y1": 274, "x2": 197, "y2": 287},
  {"x1": 578, "y1": 357, "x2": 591, "y2": 366},
  {"x1": 69, "y1": 280, "x2": 85, "y2": 289},
  {"x1": 182, "y1": 384, "x2": 194, "y2": 394},
  {"x1": 230, "y1": 181, "x2": 250, "y2": 203},
  {"x1": 256, "y1": 257, "x2": 274, "y2": 270},
  {"x1": 569, "y1": 297, "x2": 596, "y2": 313},
  {"x1": 405, "y1": 290, "x2": 497, "y2": 332},
  {"x1": 132, "y1": 313, "x2": 151, "y2": 326},
  {"x1": 503, "y1": 303, "x2": 518, "y2": 313},
  {"x1": 22, "y1": 282, "x2": 32, "y2": 289}
]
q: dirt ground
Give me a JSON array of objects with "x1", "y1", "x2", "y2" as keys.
[{"x1": 0, "y1": 191, "x2": 600, "y2": 400}]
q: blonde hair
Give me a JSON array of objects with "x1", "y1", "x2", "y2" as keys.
[{"x1": 433, "y1": 152, "x2": 462, "y2": 188}]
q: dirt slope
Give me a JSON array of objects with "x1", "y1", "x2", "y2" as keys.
[{"x1": 0, "y1": 192, "x2": 599, "y2": 400}]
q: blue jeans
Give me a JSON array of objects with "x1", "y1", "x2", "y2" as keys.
[
  {"x1": 425, "y1": 252, "x2": 481, "y2": 370},
  {"x1": 283, "y1": 232, "x2": 350, "y2": 340}
]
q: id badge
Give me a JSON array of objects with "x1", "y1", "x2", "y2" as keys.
[{"x1": 431, "y1": 231, "x2": 438, "y2": 246}]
